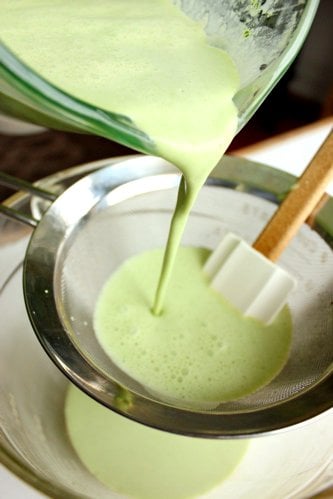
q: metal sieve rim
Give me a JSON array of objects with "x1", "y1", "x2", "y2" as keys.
[{"x1": 22, "y1": 154, "x2": 333, "y2": 438}]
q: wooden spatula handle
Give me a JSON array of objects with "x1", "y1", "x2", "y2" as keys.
[{"x1": 253, "y1": 129, "x2": 333, "y2": 262}]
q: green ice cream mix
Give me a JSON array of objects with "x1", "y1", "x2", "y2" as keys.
[
  {"x1": 1, "y1": 0, "x2": 240, "y2": 313},
  {"x1": 65, "y1": 384, "x2": 249, "y2": 499},
  {"x1": 2, "y1": 0, "x2": 292, "y2": 497},
  {"x1": 95, "y1": 247, "x2": 292, "y2": 407}
]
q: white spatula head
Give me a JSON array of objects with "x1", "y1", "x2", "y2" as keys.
[{"x1": 204, "y1": 232, "x2": 297, "y2": 324}]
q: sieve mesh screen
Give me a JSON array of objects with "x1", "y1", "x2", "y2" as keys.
[{"x1": 58, "y1": 181, "x2": 333, "y2": 413}]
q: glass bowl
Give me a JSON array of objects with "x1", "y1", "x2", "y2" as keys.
[{"x1": 0, "y1": 156, "x2": 332, "y2": 498}]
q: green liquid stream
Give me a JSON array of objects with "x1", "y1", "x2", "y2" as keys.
[
  {"x1": 1, "y1": 2, "x2": 292, "y2": 497},
  {"x1": 1, "y1": 0, "x2": 239, "y2": 312}
]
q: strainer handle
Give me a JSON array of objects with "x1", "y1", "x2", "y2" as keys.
[{"x1": 0, "y1": 171, "x2": 56, "y2": 227}]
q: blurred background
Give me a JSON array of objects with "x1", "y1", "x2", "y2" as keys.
[{"x1": 0, "y1": 0, "x2": 332, "y2": 202}]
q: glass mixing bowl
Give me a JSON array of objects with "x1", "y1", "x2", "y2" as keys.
[
  {"x1": 0, "y1": 0, "x2": 319, "y2": 153},
  {"x1": 0, "y1": 157, "x2": 332, "y2": 499}
]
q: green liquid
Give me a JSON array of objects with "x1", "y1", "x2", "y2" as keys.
[
  {"x1": 1, "y1": 0, "x2": 238, "y2": 312},
  {"x1": 95, "y1": 247, "x2": 292, "y2": 408},
  {"x1": 65, "y1": 384, "x2": 249, "y2": 499},
  {"x1": 2, "y1": 2, "x2": 292, "y2": 497}
]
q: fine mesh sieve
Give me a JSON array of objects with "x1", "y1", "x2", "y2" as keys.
[{"x1": 0, "y1": 154, "x2": 332, "y2": 438}]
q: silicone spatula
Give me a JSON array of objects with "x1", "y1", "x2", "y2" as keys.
[{"x1": 204, "y1": 129, "x2": 333, "y2": 324}]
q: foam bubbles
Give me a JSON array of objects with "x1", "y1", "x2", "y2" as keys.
[{"x1": 94, "y1": 247, "x2": 292, "y2": 408}]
